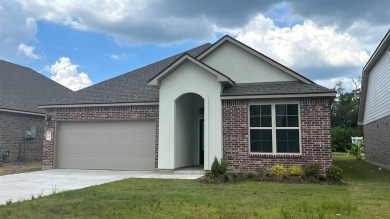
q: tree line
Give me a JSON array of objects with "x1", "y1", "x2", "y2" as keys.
[{"x1": 330, "y1": 80, "x2": 363, "y2": 152}]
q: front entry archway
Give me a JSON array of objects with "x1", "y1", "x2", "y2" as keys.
[{"x1": 174, "y1": 93, "x2": 204, "y2": 168}]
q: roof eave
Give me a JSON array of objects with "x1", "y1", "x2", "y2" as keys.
[
  {"x1": 0, "y1": 108, "x2": 44, "y2": 116},
  {"x1": 363, "y1": 29, "x2": 390, "y2": 73},
  {"x1": 39, "y1": 102, "x2": 159, "y2": 109},
  {"x1": 147, "y1": 54, "x2": 234, "y2": 87},
  {"x1": 221, "y1": 92, "x2": 336, "y2": 100},
  {"x1": 358, "y1": 29, "x2": 390, "y2": 125}
]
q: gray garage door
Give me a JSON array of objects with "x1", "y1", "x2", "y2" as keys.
[{"x1": 56, "y1": 120, "x2": 155, "y2": 170}]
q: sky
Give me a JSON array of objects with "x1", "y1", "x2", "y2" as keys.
[{"x1": 1, "y1": 0, "x2": 389, "y2": 91}]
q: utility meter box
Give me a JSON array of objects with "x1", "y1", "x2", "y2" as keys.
[{"x1": 25, "y1": 126, "x2": 36, "y2": 139}]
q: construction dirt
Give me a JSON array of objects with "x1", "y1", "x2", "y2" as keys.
[{"x1": 0, "y1": 162, "x2": 41, "y2": 176}]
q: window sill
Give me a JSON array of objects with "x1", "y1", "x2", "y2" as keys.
[{"x1": 249, "y1": 153, "x2": 302, "y2": 158}]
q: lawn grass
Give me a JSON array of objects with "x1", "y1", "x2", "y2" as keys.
[{"x1": 0, "y1": 153, "x2": 389, "y2": 218}]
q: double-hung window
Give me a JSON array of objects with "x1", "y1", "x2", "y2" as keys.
[{"x1": 249, "y1": 103, "x2": 300, "y2": 154}]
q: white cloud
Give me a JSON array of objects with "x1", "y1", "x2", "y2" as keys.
[
  {"x1": 48, "y1": 57, "x2": 92, "y2": 91},
  {"x1": 110, "y1": 54, "x2": 120, "y2": 60},
  {"x1": 314, "y1": 77, "x2": 359, "y2": 91},
  {"x1": 235, "y1": 14, "x2": 371, "y2": 81},
  {"x1": 0, "y1": 0, "x2": 37, "y2": 59},
  {"x1": 17, "y1": 43, "x2": 39, "y2": 59},
  {"x1": 237, "y1": 14, "x2": 370, "y2": 69},
  {"x1": 110, "y1": 53, "x2": 127, "y2": 60}
]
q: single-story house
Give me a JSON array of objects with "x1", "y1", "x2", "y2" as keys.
[
  {"x1": 358, "y1": 29, "x2": 390, "y2": 169},
  {"x1": 40, "y1": 36, "x2": 336, "y2": 171},
  {"x1": 0, "y1": 60, "x2": 72, "y2": 162}
]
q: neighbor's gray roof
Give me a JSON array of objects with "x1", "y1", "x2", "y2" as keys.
[
  {"x1": 43, "y1": 44, "x2": 212, "y2": 106},
  {"x1": 0, "y1": 60, "x2": 73, "y2": 114},
  {"x1": 222, "y1": 81, "x2": 335, "y2": 96}
]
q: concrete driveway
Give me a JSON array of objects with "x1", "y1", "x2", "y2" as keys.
[{"x1": 0, "y1": 169, "x2": 202, "y2": 205}]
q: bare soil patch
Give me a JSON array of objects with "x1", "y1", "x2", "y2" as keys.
[{"x1": 0, "y1": 162, "x2": 41, "y2": 176}]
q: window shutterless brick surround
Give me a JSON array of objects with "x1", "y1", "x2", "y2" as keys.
[
  {"x1": 364, "y1": 115, "x2": 390, "y2": 169},
  {"x1": 222, "y1": 97, "x2": 333, "y2": 172},
  {"x1": 42, "y1": 105, "x2": 159, "y2": 169},
  {"x1": 0, "y1": 112, "x2": 44, "y2": 163}
]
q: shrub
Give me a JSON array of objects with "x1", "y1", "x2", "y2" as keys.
[
  {"x1": 289, "y1": 166, "x2": 303, "y2": 176},
  {"x1": 304, "y1": 163, "x2": 321, "y2": 177},
  {"x1": 348, "y1": 140, "x2": 365, "y2": 160},
  {"x1": 223, "y1": 173, "x2": 230, "y2": 182},
  {"x1": 256, "y1": 168, "x2": 266, "y2": 179},
  {"x1": 210, "y1": 157, "x2": 229, "y2": 177},
  {"x1": 211, "y1": 157, "x2": 220, "y2": 177},
  {"x1": 220, "y1": 159, "x2": 228, "y2": 174},
  {"x1": 326, "y1": 165, "x2": 343, "y2": 181},
  {"x1": 317, "y1": 174, "x2": 326, "y2": 181},
  {"x1": 270, "y1": 164, "x2": 286, "y2": 177}
]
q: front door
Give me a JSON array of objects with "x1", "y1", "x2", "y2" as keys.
[{"x1": 199, "y1": 119, "x2": 204, "y2": 165}]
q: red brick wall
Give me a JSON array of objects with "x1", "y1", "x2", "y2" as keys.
[
  {"x1": 43, "y1": 105, "x2": 159, "y2": 169},
  {"x1": 222, "y1": 98, "x2": 332, "y2": 172},
  {"x1": 0, "y1": 112, "x2": 44, "y2": 162}
]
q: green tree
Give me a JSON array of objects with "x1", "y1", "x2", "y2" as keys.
[
  {"x1": 330, "y1": 80, "x2": 363, "y2": 152},
  {"x1": 331, "y1": 82, "x2": 360, "y2": 128}
]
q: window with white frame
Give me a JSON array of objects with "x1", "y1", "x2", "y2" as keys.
[{"x1": 249, "y1": 103, "x2": 300, "y2": 154}]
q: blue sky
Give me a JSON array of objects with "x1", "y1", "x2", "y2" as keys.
[{"x1": 1, "y1": 0, "x2": 389, "y2": 91}]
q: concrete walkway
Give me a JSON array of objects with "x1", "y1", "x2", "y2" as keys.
[{"x1": 0, "y1": 169, "x2": 203, "y2": 205}]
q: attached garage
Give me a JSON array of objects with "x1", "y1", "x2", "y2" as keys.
[{"x1": 55, "y1": 120, "x2": 156, "y2": 170}]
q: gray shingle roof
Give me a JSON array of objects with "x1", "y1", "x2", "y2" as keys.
[
  {"x1": 0, "y1": 60, "x2": 73, "y2": 114},
  {"x1": 222, "y1": 81, "x2": 335, "y2": 96},
  {"x1": 40, "y1": 39, "x2": 336, "y2": 107},
  {"x1": 43, "y1": 43, "x2": 212, "y2": 106}
]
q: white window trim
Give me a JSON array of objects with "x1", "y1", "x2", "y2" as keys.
[{"x1": 248, "y1": 100, "x2": 302, "y2": 155}]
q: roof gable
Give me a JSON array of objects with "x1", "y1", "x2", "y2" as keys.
[
  {"x1": 197, "y1": 35, "x2": 313, "y2": 84},
  {"x1": 148, "y1": 54, "x2": 234, "y2": 87}
]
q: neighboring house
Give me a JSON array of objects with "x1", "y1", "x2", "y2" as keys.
[
  {"x1": 0, "y1": 60, "x2": 72, "y2": 162},
  {"x1": 358, "y1": 29, "x2": 390, "y2": 169},
  {"x1": 40, "y1": 36, "x2": 336, "y2": 172}
]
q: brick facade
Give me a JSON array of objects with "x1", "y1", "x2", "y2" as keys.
[
  {"x1": 222, "y1": 97, "x2": 332, "y2": 172},
  {"x1": 0, "y1": 111, "x2": 44, "y2": 162},
  {"x1": 43, "y1": 97, "x2": 333, "y2": 171},
  {"x1": 364, "y1": 115, "x2": 390, "y2": 169},
  {"x1": 43, "y1": 105, "x2": 159, "y2": 169}
]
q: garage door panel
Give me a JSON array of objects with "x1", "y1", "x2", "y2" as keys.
[
  {"x1": 60, "y1": 143, "x2": 155, "y2": 157},
  {"x1": 60, "y1": 157, "x2": 154, "y2": 171},
  {"x1": 56, "y1": 120, "x2": 155, "y2": 170}
]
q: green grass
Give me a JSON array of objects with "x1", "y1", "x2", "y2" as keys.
[{"x1": 0, "y1": 153, "x2": 389, "y2": 219}]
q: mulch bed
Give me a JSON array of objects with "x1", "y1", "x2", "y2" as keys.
[{"x1": 200, "y1": 172, "x2": 342, "y2": 184}]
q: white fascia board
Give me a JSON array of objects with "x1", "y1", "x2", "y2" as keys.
[
  {"x1": 0, "y1": 108, "x2": 44, "y2": 116},
  {"x1": 221, "y1": 93, "x2": 336, "y2": 100},
  {"x1": 38, "y1": 102, "x2": 159, "y2": 109}
]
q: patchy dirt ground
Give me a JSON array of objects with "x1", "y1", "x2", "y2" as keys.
[{"x1": 0, "y1": 162, "x2": 41, "y2": 176}]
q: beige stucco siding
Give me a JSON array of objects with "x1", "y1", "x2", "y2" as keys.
[
  {"x1": 158, "y1": 61, "x2": 223, "y2": 170},
  {"x1": 202, "y1": 42, "x2": 297, "y2": 83}
]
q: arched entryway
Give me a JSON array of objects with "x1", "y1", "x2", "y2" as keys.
[{"x1": 174, "y1": 93, "x2": 205, "y2": 168}]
